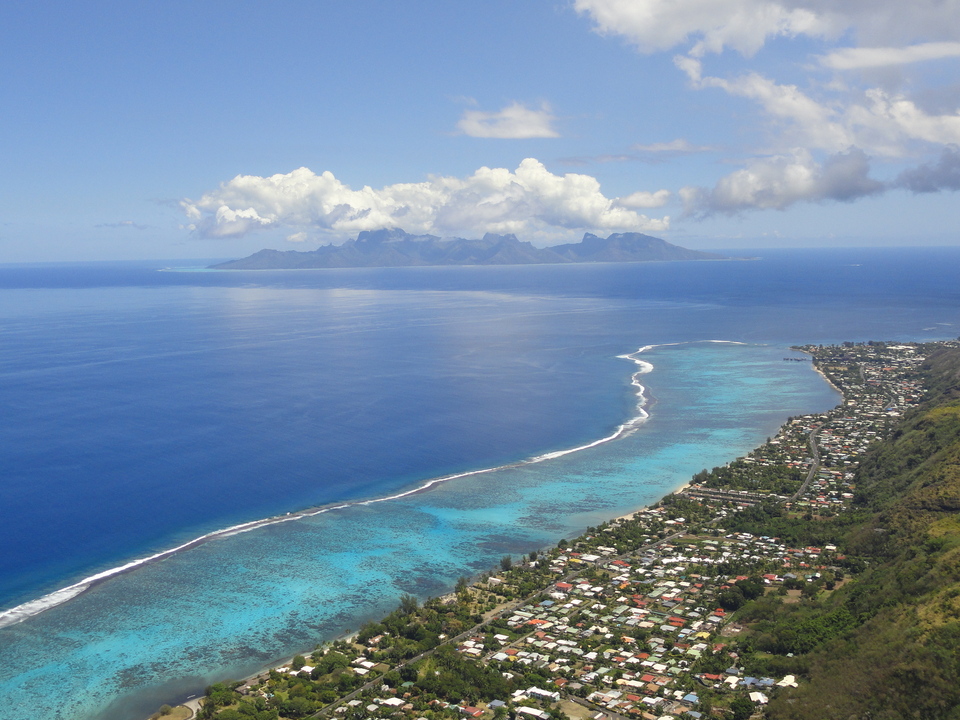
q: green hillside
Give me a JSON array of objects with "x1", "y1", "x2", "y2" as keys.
[{"x1": 739, "y1": 348, "x2": 960, "y2": 720}]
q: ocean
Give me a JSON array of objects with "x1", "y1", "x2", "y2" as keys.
[{"x1": 0, "y1": 247, "x2": 957, "y2": 719}]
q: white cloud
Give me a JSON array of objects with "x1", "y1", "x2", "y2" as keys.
[
  {"x1": 575, "y1": 0, "x2": 831, "y2": 57},
  {"x1": 574, "y1": 0, "x2": 960, "y2": 217},
  {"x1": 181, "y1": 159, "x2": 669, "y2": 240},
  {"x1": 681, "y1": 148, "x2": 884, "y2": 215},
  {"x1": 575, "y1": 0, "x2": 960, "y2": 57},
  {"x1": 456, "y1": 102, "x2": 560, "y2": 139},
  {"x1": 676, "y1": 59, "x2": 960, "y2": 156},
  {"x1": 676, "y1": 58, "x2": 854, "y2": 152},
  {"x1": 617, "y1": 189, "x2": 672, "y2": 208},
  {"x1": 819, "y1": 42, "x2": 960, "y2": 70},
  {"x1": 859, "y1": 89, "x2": 960, "y2": 146}
]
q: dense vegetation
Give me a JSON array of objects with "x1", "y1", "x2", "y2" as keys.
[{"x1": 739, "y1": 348, "x2": 960, "y2": 720}]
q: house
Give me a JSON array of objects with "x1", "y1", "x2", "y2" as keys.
[
  {"x1": 517, "y1": 708, "x2": 551, "y2": 720},
  {"x1": 527, "y1": 687, "x2": 561, "y2": 702}
]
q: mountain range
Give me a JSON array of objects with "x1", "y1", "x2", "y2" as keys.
[{"x1": 209, "y1": 229, "x2": 728, "y2": 269}]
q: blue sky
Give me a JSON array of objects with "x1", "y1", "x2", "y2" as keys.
[{"x1": 2, "y1": 0, "x2": 960, "y2": 261}]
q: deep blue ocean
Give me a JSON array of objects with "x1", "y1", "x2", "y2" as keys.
[{"x1": 0, "y1": 247, "x2": 958, "y2": 720}]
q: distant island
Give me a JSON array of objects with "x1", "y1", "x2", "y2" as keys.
[{"x1": 209, "y1": 229, "x2": 730, "y2": 269}]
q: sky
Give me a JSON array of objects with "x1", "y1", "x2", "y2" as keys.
[{"x1": 2, "y1": 0, "x2": 960, "y2": 261}]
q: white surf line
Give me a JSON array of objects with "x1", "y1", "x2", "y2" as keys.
[{"x1": 0, "y1": 339, "x2": 749, "y2": 629}]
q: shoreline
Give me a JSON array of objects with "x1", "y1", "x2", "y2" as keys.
[
  {"x1": 795, "y1": 346, "x2": 844, "y2": 395},
  {"x1": 156, "y1": 475, "x2": 705, "y2": 716},
  {"x1": 150, "y1": 340, "x2": 776, "y2": 713},
  {"x1": 153, "y1": 339, "x2": 828, "y2": 715}
]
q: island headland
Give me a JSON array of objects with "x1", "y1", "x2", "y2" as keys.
[
  {"x1": 209, "y1": 229, "x2": 731, "y2": 270},
  {"x1": 165, "y1": 340, "x2": 960, "y2": 720}
]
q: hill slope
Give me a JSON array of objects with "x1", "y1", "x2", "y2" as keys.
[{"x1": 740, "y1": 347, "x2": 960, "y2": 720}]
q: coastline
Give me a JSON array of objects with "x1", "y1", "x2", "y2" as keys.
[
  {"x1": 153, "y1": 339, "x2": 843, "y2": 717},
  {"x1": 1, "y1": 252, "x2": 956, "y2": 720},
  {"x1": 795, "y1": 346, "x2": 844, "y2": 395},
  {"x1": 153, "y1": 477, "x2": 710, "y2": 716},
  {"x1": 148, "y1": 341, "x2": 795, "y2": 715}
]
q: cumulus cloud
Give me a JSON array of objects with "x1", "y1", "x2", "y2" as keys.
[
  {"x1": 681, "y1": 148, "x2": 884, "y2": 216},
  {"x1": 895, "y1": 146, "x2": 960, "y2": 193},
  {"x1": 456, "y1": 102, "x2": 560, "y2": 139},
  {"x1": 582, "y1": 2, "x2": 960, "y2": 157},
  {"x1": 181, "y1": 159, "x2": 669, "y2": 240},
  {"x1": 573, "y1": 0, "x2": 960, "y2": 219},
  {"x1": 575, "y1": 0, "x2": 960, "y2": 57},
  {"x1": 617, "y1": 190, "x2": 672, "y2": 208},
  {"x1": 819, "y1": 42, "x2": 960, "y2": 70}
]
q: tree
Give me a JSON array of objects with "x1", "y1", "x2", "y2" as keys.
[
  {"x1": 735, "y1": 577, "x2": 765, "y2": 601},
  {"x1": 281, "y1": 696, "x2": 314, "y2": 718},
  {"x1": 718, "y1": 587, "x2": 746, "y2": 611},
  {"x1": 500, "y1": 555, "x2": 513, "y2": 571},
  {"x1": 730, "y1": 696, "x2": 754, "y2": 720},
  {"x1": 398, "y1": 593, "x2": 419, "y2": 615}
]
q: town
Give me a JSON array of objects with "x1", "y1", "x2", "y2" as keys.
[{"x1": 178, "y1": 340, "x2": 957, "y2": 720}]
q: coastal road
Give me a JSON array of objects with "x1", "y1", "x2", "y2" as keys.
[{"x1": 789, "y1": 422, "x2": 823, "y2": 503}]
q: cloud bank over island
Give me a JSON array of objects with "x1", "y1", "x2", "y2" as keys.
[
  {"x1": 185, "y1": 0, "x2": 960, "y2": 243},
  {"x1": 6, "y1": 1, "x2": 960, "y2": 260},
  {"x1": 181, "y1": 159, "x2": 670, "y2": 243}
]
